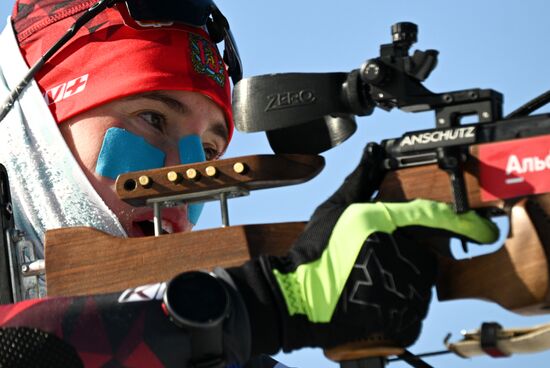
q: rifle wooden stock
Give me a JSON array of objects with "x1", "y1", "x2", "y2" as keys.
[
  {"x1": 45, "y1": 223, "x2": 304, "y2": 297},
  {"x1": 377, "y1": 146, "x2": 503, "y2": 210},
  {"x1": 377, "y1": 145, "x2": 550, "y2": 314},
  {"x1": 436, "y1": 197, "x2": 550, "y2": 314},
  {"x1": 46, "y1": 153, "x2": 326, "y2": 296},
  {"x1": 324, "y1": 156, "x2": 550, "y2": 361}
]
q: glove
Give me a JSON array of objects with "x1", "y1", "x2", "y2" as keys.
[{"x1": 226, "y1": 143, "x2": 499, "y2": 355}]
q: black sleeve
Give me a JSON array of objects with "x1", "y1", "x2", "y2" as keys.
[{"x1": 0, "y1": 278, "x2": 251, "y2": 367}]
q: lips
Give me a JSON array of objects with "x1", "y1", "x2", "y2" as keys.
[
  {"x1": 135, "y1": 220, "x2": 167, "y2": 236},
  {"x1": 129, "y1": 207, "x2": 188, "y2": 237}
]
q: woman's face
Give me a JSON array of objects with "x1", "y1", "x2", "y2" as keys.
[{"x1": 59, "y1": 90, "x2": 229, "y2": 237}]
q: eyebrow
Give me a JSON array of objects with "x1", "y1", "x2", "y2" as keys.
[{"x1": 127, "y1": 92, "x2": 229, "y2": 145}]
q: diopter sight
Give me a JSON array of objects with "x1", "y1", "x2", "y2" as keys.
[{"x1": 359, "y1": 22, "x2": 439, "y2": 111}]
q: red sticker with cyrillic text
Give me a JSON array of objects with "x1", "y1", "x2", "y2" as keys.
[{"x1": 479, "y1": 134, "x2": 550, "y2": 201}]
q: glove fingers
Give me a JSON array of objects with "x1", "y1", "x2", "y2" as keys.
[{"x1": 383, "y1": 199, "x2": 499, "y2": 244}]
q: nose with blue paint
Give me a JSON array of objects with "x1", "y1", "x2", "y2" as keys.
[{"x1": 95, "y1": 127, "x2": 206, "y2": 225}]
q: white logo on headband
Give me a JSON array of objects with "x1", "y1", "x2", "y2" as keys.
[{"x1": 44, "y1": 74, "x2": 89, "y2": 105}]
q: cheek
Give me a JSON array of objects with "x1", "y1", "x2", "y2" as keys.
[
  {"x1": 68, "y1": 126, "x2": 117, "y2": 192},
  {"x1": 95, "y1": 128, "x2": 166, "y2": 179},
  {"x1": 60, "y1": 118, "x2": 115, "y2": 176},
  {"x1": 84, "y1": 131, "x2": 111, "y2": 174},
  {"x1": 60, "y1": 119, "x2": 123, "y2": 209}
]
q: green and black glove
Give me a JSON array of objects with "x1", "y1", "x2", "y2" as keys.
[{"x1": 226, "y1": 144, "x2": 499, "y2": 355}]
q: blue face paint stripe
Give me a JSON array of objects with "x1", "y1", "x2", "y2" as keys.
[
  {"x1": 179, "y1": 134, "x2": 206, "y2": 225},
  {"x1": 95, "y1": 128, "x2": 165, "y2": 180},
  {"x1": 179, "y1": 134, "x2": 206, "y2": 164},
  {"x1": 96, "y1": 129, "x2": 207, "y2": 226}
]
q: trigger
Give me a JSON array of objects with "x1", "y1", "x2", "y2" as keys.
[{"x1": 460, "y1": 239, "x2": 469, "y2": 253}]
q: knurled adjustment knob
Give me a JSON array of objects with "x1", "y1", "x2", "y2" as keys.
[{"x1": 391, "y1": 22, "x2": 418, "y2": 44}]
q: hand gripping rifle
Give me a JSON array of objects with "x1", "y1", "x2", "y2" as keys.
[
  {"x1": 42, "y1": 22, "x2": 550, "y2": 367},
  {"x1": 230, "y1": 22, "x2": 550, "y2": 365}
]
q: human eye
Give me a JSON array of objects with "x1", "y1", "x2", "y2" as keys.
[
  {"x1": 203, "y1": 144, "x2": 222, "y2": 161},
  {"x1": 137, "y1": 111, "x2": 167, "y2": 133}
]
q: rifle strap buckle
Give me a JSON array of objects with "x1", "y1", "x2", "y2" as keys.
[{"x1": 480, "y1": 322, "x2": 509, "y2": 357}]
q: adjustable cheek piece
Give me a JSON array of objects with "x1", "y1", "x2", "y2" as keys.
[{"x1": 163, "y1": 271, "x2": 231, "y2": 368}]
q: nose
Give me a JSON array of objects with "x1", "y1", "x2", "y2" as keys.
[
  {"x1": 164, "y1": 146, "x2": 181, "y2": 167},
  {"x1": 164, "y1": 135, "x2": 206, "y2": 167}
]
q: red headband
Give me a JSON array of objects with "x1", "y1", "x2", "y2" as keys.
[{"x1": 12, "y1": 0, "x2": 234, "y2": 140}]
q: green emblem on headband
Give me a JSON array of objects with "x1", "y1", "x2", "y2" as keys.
[{"x1": 190, "y1": 33, "x2": 226, "y2": 87}]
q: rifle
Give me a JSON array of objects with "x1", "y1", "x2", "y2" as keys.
[
  {"x1": 231, "y1": 20, "x2": 550, "y2": 365},
  {"x1": 42, "y1": 22, "x2": 550, "y2": 366},
  {"x1": 231, "y1": 22, "x2": 550, "y2": 312}
]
